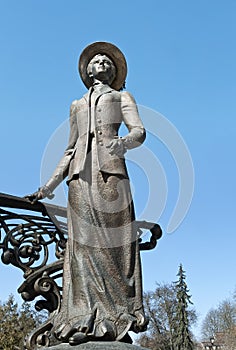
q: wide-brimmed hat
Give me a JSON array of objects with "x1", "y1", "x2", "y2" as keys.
[{"x1": 78, "y1": 42, "x2": 127, "y2": 91}]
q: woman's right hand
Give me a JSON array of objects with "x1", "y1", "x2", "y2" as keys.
[
  {"x1": 24, "y1": 189, "x2": 45, "y2": 204},
  {"x1": 24, "y1": 186, "x2": 54, "y2": 204}
]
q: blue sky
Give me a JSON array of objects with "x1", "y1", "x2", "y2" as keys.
[{"x1": 0, "y1": 0, "x2": 236, "y2": 340}]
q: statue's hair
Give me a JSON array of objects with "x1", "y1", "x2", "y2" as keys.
[{"x1": 87, "y1": 54, "x2": 117, "y2": 85}]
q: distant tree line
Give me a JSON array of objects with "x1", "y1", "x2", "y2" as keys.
[
  {"x1": 200, "y1": 292, "x2": 236, "y2": 349},
  {"x1": 137, "y1": 264, "x2": 236, "y2": 350}
]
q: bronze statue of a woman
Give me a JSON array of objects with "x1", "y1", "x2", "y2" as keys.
[{"x1": 26, "y1": 42, "x2": 148, "y2": 346}]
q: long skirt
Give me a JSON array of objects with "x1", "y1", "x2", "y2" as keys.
[{"x1": 53, "y1": 138, "x2": 147, "y2": 341}]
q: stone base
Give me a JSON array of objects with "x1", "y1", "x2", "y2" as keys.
[{"x1": 40, "y1": 341, "x2": 150, "y2": 350}]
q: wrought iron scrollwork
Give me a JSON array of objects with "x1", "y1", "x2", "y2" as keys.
[
  {"x1": 136, "y1": 220, "x2": 162, "y2": 250},
  {"x1": 0, "y1": 193, "x2": 67, "y2": 349},
  {"x1": 0, "y1": 194, "x2": 67, "y2": 277}
]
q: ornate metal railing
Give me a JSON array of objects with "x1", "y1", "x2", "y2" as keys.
[{"x1": 0, "y1": 193, "x2": 162, "y2": 349}]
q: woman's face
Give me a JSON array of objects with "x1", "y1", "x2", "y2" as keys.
[{"x1": 89, "y1": 54, "x2": 116, "y2": 83}]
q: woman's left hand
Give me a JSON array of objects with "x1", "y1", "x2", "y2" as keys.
[{"x1": 106, "y1": 138, "x2": 126, "y2": 157}]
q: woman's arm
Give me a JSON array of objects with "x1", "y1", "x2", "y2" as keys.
[{"x1": 120, "y1": 91, "x2": 146, "y2": 149}]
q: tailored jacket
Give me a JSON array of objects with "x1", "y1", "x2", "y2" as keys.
[{"x1": 45, "y1": 84, "x2": 146, "y2": 192}]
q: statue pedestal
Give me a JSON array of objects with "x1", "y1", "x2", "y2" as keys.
[{"x1": 40, "y1": 341, "x2": 150, "y2": 350}]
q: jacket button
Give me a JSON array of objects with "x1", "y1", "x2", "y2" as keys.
[
  {"x1": 98, "y1": 130, "x2": 102, "y2": 135},
  {"x1": 97, "y1": 119, "x2": 101, "y2": 123},
  {"x1": 98, "y1": 141, "x2": 103, "y2": 146}
]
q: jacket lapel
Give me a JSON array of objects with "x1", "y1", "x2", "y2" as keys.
[
  {"x1": 82, "y1": 87, "x2": 93, "y2": 136},
  {"x1": 83, "y1": 87, "x2": 93, "y2": 104},
  {"x1": 93, "y1": 85, "x2": 113, "y2": 105},
  {"x1": 82, "y1": 85, "x2": 113, "y2": 134}
]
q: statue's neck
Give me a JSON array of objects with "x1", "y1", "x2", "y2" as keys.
[{"x1": 92, "y1": 78, "x2": 110, "y2": 87}]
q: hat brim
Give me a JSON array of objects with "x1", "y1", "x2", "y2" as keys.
[{"x1": 79, "y1": 42, "x2": 127, "y2": 91}]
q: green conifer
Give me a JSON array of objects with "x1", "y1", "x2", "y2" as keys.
[{"x1": 173, "y1": 264, "x2": 194, "y2": 350}]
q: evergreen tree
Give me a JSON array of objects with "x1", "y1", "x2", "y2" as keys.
[
  {"x1": 0, "y1": 294, "x2": 45, "y2": 350},
  {"x1": 137, "y1": 265, "x2": 197, "y2": 350},
  {"x1": 173, "y1": 264, "x2": 194, "y2": 350},
  {"x1": 137, "y1": 280, "x2": 197, "y2": 350}
]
